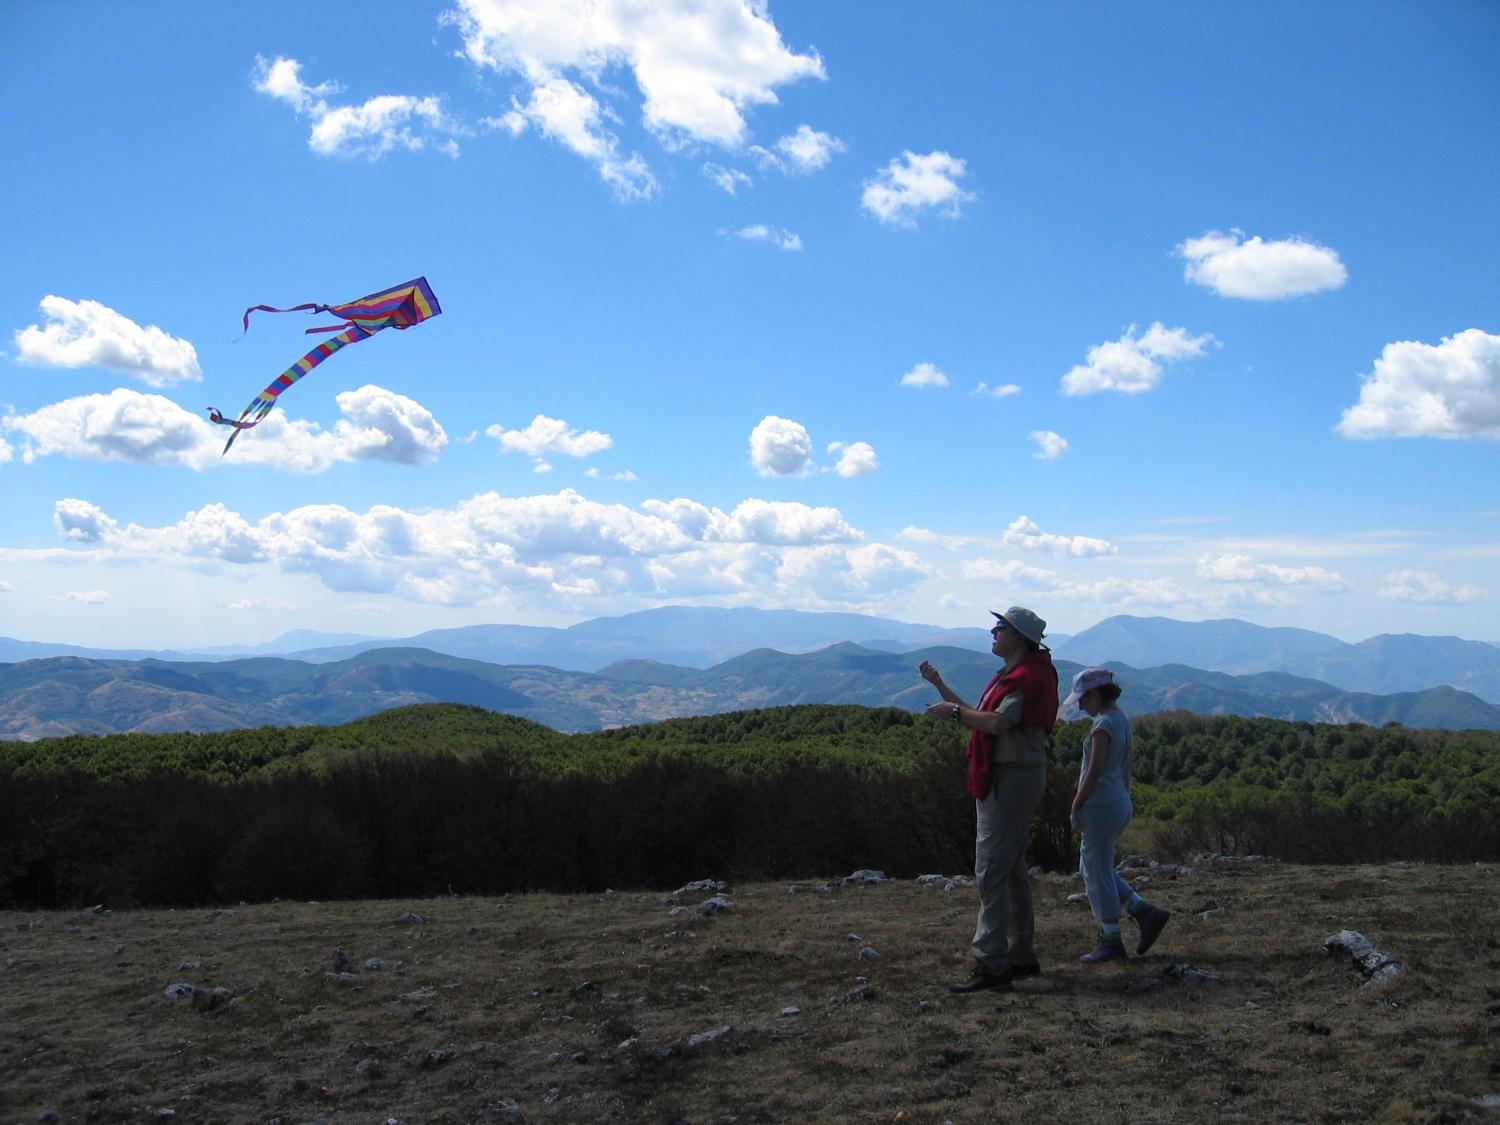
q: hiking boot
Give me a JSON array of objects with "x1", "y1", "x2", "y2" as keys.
[
  {"x1": 1079, "y1": 941, "x2": 1127, "y2": 964},
  {"x1": 949, "y1": 964, "x2": 1013, "y2": 992},
  {"x1": 1134, "y1": 904, "x2": 1171, "y2": 955}
]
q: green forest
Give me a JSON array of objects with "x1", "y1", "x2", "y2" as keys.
[{"x1": 3, "y1": 704, "x2": 1497, "y2": 909}]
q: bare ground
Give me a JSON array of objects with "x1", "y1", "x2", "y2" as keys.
[{"x1": 4, "y1": 860, "x2": 1498, "y2": 1123}]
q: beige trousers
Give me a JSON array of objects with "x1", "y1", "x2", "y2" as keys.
[{"x1": 971, "y1": 763, "x2": 1047, "y2": 971}]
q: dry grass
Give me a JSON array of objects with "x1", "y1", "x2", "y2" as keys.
[{"x1": 4, "y1": 861, "x2": 1499, "y2": 1123}]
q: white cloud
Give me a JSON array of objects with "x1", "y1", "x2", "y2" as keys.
[
  {"x1": 486, "y1": 414, "x2": 612, "y2": 464},
  {"x1": 51, "y1": 589, "x2": 111, "y2": 606},
  {"x1": 861, "y1": 151, "x2": 974, "y2": 227},
  {"x1": 1336, "y1": 328, "x2": 1500, "y2": 441},
  {"x1": 1061, "y1": 322, "x2": 1218, "y2": 396},
  {"x1": 0, "y1": 439, "x2": 12, "y2": 465},
  {"x1": 972, "y1": 382, "x2": 1021, "y2": 399},
  {"x1": 223, "y1": 597, "x2": 295, "y2": 611},
  {"x1": 961, "y1": 558, "x2": 1059, "y2": 586},
  {"x1": 749, "y1": 415, "x2": 814, "y2": 477},
  {"x1": 1177, "y1": 229, "x2": 1347, "y2": 300},
  {"x1": 751, "y1": 124, "x2": 845, "y2": 173},
  {"x1": 826, "y1": 440, "x2": 878, "y2": 477},
  {"x1": 3, "y1": 385, "x2": 447, "y2": 471},
  {"x1": 503, "y1": 76, "x2": 658, "y2": 200},
  {"x1": 253, "y1": 55, "x2": 464, "y2": 160},
  {"x1": 43, "y1": 489, "x2": 924, "y2": 611},
  {"x1": 1031, "y1": 431, "x2": 1067, "y2": 460},
  {"x1": 449, "y1": 0, "x2": 824, "y2": 190},
  {"x1": 1379, "y1": 569, "x2": 1488, "y2": 604},
  {"x1": 900, "y1": 362, "x2": 949, "y2": 389},
  {"x1": 703, "y1": 162, "x2": 752, "y2": 194},
  {"x1": 14, "y1": 296, "x2": 201, "y2": 387},
  {"x1": 585, "y1": 467, "x2": 638, "y2": 481},
  {"x1": 724, "y1": 224, "x2": 802, "y2": 251},
  {"x1": 1002, "y1": 516, "x2": 1117, "y2": 558},
  {"x1": 1196, "y1": 553, "x2": 1348, "y2": 591}
]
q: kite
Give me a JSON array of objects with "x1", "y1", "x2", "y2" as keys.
[{"x1": 207, "y1": 276, "x2": 441, "y2": 454}]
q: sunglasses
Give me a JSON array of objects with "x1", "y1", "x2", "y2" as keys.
[{"x1": 990, "y1": 622, "x2": 1009, "y2": 635}]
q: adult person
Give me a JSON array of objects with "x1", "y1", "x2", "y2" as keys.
[
  {"x1": 919, "y1": 606, "x2": 1059, "y2": 992},
  {"x1": 1065, "y1": 666, "x2": 1170, "y2": 963}
]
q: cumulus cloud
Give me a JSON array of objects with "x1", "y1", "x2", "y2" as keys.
[
  {"x1": 826, "y1": 440, "x2": 878, "y2": 477},
  {"x1": 899, "y1": 362, "x2": 949, "y2": 389},
  {"x1": 42, "y1": 489, "x2": 925, "y2": 611},
  {"x1": 724, "y1": 224, "x2": 802, "y2": 251},
  {"x1": 3, "y1": 385, "x2": 446, "y2": 471},
  {"x1": 1002, "y1": 516, "x2": 1117, "y2": 558},
  {"x1": 1061, "y1": 322, "x2": 1218, "y2": 396},
  {"x1": 1336, "y1": 328, "x2": 1500, "y2": 441},
  {"x1": 703, "y1": 162, "x2": 752, "y2": 194},
  {"x1": 861, "y1": 151, "x2": 974, "y2": 227},
  {"x1": 1177, "y1": 229, "x2": 1347, "y2": 300},
  {"x1": 972, "y1": 382, "x2": 1021, "y2": 399},
  {"x1": 253, "y1": 55, "x2": 463, "y2": 160},
  {"x1": 1379, "y1": 569, "x2": 1488, "y2": 604},
  {"x1": 751, "y1": 124, "x2": 845, "y2": 173},
  {"x1": 449, "y1": 0, "x2": 823, "y2": 194},
  {"x1": 14, "y1": 296, "x2": 201, "y2": 387},
  {"x1": 749, "y1": 415, "x2": 814, "y2": 477},
  {"x1": 486, "y1": 414, "x2": 612, "y2": 466},
  {"x1": 585, "y1": 467, "x2": 638, "y2": 481},
  {"x1": 1196, "y1": 553, "x2": 1349, "y2": 591},
  {"x1": 1031, "y1": 431, "x2": 1067, "y2": 460},
  {"x1": 500, "y1": 76, "x2": 657, "y2": 200}
]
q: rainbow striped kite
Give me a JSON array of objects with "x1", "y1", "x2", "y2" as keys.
[{"x1": 208, "y1": 276, "x2": 441, "y2": 455}]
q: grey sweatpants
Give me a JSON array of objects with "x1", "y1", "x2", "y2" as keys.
[{"x1": 971, "y1": 763, "x2": 1048, "y2": 972}]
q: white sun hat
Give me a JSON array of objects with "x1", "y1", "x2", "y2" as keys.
[{"x1": 1064, "y1": 666, "x2": 1115, "y2": 708}]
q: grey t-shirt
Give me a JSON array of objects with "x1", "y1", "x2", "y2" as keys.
[
  {"x1": 989, "y1": 686, "x2": 1049, "y2": 766},
  {"x1": 1079, "y1": 708, "x2": 1132, "y2": 804}
]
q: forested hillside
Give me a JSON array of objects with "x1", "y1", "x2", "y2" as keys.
[{"x1": 3, "y1": 703, "x2": 1497, "y2": 910}]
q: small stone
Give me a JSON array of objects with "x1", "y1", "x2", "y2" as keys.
[
  {"x1": 858, "y1": 946, "x2": 879, "y2": 961},
  {"x1": 364, "y1": 958, "x2": 383, "y2": 972},
  {"x1": 1066, "y1": 892, "x2": 1089, "y2": 905},
  {"x1": 687, "y1": 1024, "x2": 732, "y2": 1048},
  {"x1": 779, "y1": 1006, "x2": 800, "y2": 1017},
  {"x1": 176, "y1": 961, "x2": 200, "y2": 971},
  {"x1": 571, "y1": 1050, "x2": 589, "y2": 1064},
  {"x1": 695, "y1": 894, "x2": 734, "y2": 918},
  {"x1": 616, "y1": 1037, "x2": 638, "y2": 1052},
  {"x1": 114, "y1": 943, "x2": 126, "y2": 955},
  {"x1": 843, "y1": 869, "x2": 887, "y2": 885},
  {"x1": 420, "y1": 1048, "x2": 456, "y2": 1069},
  {"x1": 575, "y1": 980, "x2": 595, "y2": 992},
  {"x1": 39, "y1": 1033, "x2": 61, "y2": 1049},
  {"x1": 354, "y1": 1057, "x2": 383, "y2": 1077},
  {"x1": 325, "y1": 971, "x2": 358, "y2": 984},
  {"x1": 331, "y1": 949, "x2": 351, "y2": 971},
  {"x1": 397, "y1": 911, "x2": 425, "y2": 925}
]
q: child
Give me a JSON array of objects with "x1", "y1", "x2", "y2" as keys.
[{"x1": 1066, "y1": 667, "x2": 1170, "y2": 962}]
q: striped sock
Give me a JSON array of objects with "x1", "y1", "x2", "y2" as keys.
[
  {"x1": 1100, "y1": 922, "x2": 1123, "y2": 945},
  {"x1": 1124, "y1": 893, "x2": 1146, "y2": 917}
]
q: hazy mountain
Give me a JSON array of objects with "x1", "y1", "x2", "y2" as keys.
[
  {"x1": 181, "y1": 630, "x2": 381, "y2": 657},
  {"x1": 279, "y1": 606, "x2": 1000, "y2": 670},
  {"x1": 4, "y1": 643, "x2": 1497, "y2": 742},
  {"x1": 1055, "y1": 616, "x2": 1500, "y2": 703}
]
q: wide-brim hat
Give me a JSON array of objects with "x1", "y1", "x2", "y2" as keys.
[
  {"x1": 991, "y1": 605, "x2": 1046, "y2": 647},
  {"x1": 1065, "y1": 666, "x2": 1115, "y2": 708}
]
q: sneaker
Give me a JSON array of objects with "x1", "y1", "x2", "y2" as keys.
[
  {"x1": 949, "y1": 964, "x2": 1014, "y2": 992},
  {"x1": 1079, "y1": 942, "x2": 1127, "y2": 964},
  {"x1": 1134, "y1": 904, "x2": 1171, "y2": 955}
]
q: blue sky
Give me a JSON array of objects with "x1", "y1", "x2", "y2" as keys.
[{"x1": 2, "y1": 1, "x2": 1497, "y2": 650}]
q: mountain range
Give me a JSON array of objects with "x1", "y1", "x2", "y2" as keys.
[{"x1": 4, "y1": 642, "x2": 1498, "y2": 742}]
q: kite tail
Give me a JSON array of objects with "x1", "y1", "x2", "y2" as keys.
[{"x1": 210, "y1": 323, "x2": 377, "y2": 455}]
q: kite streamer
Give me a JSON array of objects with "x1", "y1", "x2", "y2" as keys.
[{"x1": 208, "y1": 276, "x2": 441, "y2": 455}]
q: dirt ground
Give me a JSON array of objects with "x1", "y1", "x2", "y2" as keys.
[{"x1": 4, "y1": 859, "x2": 1498, "y2": 1123}]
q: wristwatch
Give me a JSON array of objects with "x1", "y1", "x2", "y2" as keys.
[{"x1": 951, "y1": 704, "x2": 962, "y2": 721}]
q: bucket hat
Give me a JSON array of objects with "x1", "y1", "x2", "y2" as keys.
[{"x1": 991, "y1": 605, "x2": 1046, "y2": 647}]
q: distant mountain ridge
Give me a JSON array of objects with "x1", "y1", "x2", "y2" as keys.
[
  {"x1": 4, "y1": 643, "x2": 1497, "y2": 741},
  {"x1": 1054, "y1": 615, "x2": 1500, "y2": 703}
]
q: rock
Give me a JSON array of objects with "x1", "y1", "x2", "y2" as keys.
[
  {"x1": 38, "y1": 1111, "x2": 60, "y2": 1124},
  {"x1": 843, "y1": 982, "x2": 874, "y2": 1003},
  {"x1": 575, "y1": 980, "x2": 595, "y2": 992},
  {"x1": 1026, "y1": 866, "x2": 1043, "y2": 877},
  {"x1": 843, "y1": 869, "x2": 888, "y2": 885},
  {"x1": 616, "y1": 1037, "x2": 638, "y2": 1052},
  {"x1": 325, "y1": 971, "x2": 358, "y2": 985},
  {"x1": 674, "y1": 879, "x2": 731, "y2": 897},
  {"x1": 1324, "y1": 930, "x2": 1402, "y2": 987},
  {"x1": 331, "y1": 949, "x2": 351, "y2": 971},
  {"x1": 1118, "y1": 854, "x2": 1152, "y2": 868},
  {"x1": 365, "y1": 958, "x2": 384, "y2": 972},
  {"x1": 1165, "y1": 963, "x2": 1219, "y2": 982},
  {"x1": 396, "y1": 911, "x2": 425, "y2": 925},
  {"x1": 571, "y1": 1050, "x2": 589, "y2": 1064},
  {"x1": 695, "y1": 894, "x2": 734, "y2": 918},
  {"x1": 780, "y1": 1006, "x2": 800, "y2": 1017},
  {"x1": 39, "y1": 1032, "x2": 61, "y2": 1050},
  {"x1": 858, "y1": 946, "x2": 879, "y2": 961},
  {"x1": 420, "y1": 1048, "x2": 457, "y2": 1069},
  {"x1": 687, "y1": 1025, "x2": 732, "y2": 1048},
  {"x1": 786, "y1": 881, "x2": 836, "y2": 894},
  {"x1": 474, "y1": 1100, "x2": 526, "y2": 1122},
  {"x1": 163, "y1": 982, "x2": 198, "y2": 1003},
  {"x1": 667, "y1": 906, "x2": 687, "y2": 917},
  {"x1": 1066, "y1": 892, "x2": 1089, "y2": 905},
  {"x1": 846, "y1": 932, "x2": 861, "y2": 942},
  {"x1": 354, "y1": 1057, "x2": 383, "y2": 1078},
  {"x1": 176, "y1": 961, "x2": 200, "y2": 971},
  {"x1": 114, "y1": 943, "x2": 126, "y2": 955}
]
